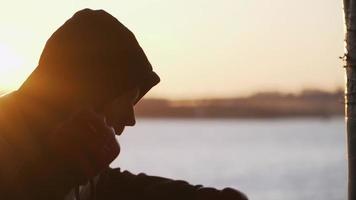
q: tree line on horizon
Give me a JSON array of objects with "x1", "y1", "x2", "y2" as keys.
[{"x1": 135, "y1": 89, "x2": 344, "y2": 118}]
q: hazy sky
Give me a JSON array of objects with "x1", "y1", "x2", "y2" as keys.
[{"x1": 0, "y1": 0, "x2": 345, "y2": 99}]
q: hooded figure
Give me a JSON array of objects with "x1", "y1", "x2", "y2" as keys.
[
  {"x1": 0, "y1": 9, "x2": 247, "y2": 200},
  {"x1": 21, "y1": 8, "x2": 160, "y2": 114}
]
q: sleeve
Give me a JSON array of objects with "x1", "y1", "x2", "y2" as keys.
[
  {"x1": 0, "y1": 127, "x2": 83, "y2": 200},
  {"x1": 94, "y1": 168, "x2": 248, "y2": 200}
]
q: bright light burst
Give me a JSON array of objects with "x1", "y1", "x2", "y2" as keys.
[{"x1": 0, "y1": 43, "x2": 26, "y2": 91}]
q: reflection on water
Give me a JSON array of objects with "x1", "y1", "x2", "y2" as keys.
[{"x1": 111, "y1": 117, "x2": 346, "y2": 200}]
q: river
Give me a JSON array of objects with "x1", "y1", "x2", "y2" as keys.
[{"x1": 111, "y1": 117, "x2": 346, "y2": 200}]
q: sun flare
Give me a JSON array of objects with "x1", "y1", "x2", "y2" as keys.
[{"x1": 0, "y1": 43, "x2": 28, "y2": 92}]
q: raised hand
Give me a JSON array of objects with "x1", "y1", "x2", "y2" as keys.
[{"x1": 48, "y1": 109, "x2": 120, "y2": 180}]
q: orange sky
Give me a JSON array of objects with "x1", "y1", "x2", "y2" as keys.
[{"x1": 0, "y1": 0, "x2": 345, "y2": 99}]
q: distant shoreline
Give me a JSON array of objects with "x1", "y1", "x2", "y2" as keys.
[{"x1": 135, "y1": 89, "x2": 344, "y2": 119}]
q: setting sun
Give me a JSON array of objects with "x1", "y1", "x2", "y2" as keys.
[{"x1": 0, "y1": 43, "x2": 28, "y2": 91}]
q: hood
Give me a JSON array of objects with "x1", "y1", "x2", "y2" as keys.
[{"x1": 20, "y1": 8, "x2": 160, "y2": 108}]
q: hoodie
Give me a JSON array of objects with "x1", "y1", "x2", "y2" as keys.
[{"x1": 20, "y1": 8, "x2": 160, "y2": 110}]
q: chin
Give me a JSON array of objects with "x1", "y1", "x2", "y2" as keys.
[{"x1": 114, "y1": 126, "x2": 125, "y2": 135}]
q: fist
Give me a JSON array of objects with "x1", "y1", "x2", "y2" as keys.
[{"x1": 48, "y1": 109, "x2": 120, "y2": 179}]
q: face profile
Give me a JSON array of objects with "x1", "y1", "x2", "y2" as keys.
[{"x1": 101, "y1": 87, "x2": 140, "y2": 135}]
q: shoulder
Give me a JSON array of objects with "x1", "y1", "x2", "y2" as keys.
[
  {"x1": 94, "y1": 168, "x2": 248, "y2": 200},
  {"x1": 0, "y1": 92, "x2": 25, "y2": 134},
  {"x1": 0, "y1": 92, "x2": 27, "y2": 196}
]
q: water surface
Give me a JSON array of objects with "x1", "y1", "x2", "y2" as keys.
[{"x1": 111, "y1": 117, "x2": 346, "y2": 200}]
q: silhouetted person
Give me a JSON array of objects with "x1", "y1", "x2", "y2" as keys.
[{"x1": 0, "y1": 9, "x2": 248, "y2": 200}]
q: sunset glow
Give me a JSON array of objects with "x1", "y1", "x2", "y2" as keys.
[
  {"x1": 0, "y1": 43, "x2": 28, "y2": 91},
  {"x1": 0, "y1": 0, "x2": 345, "y2": 99}
]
